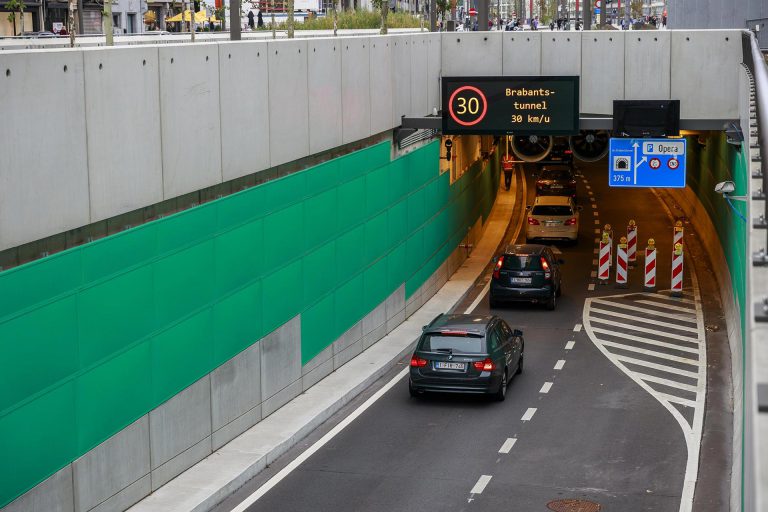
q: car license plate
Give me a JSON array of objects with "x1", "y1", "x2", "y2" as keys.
[
  {"x1": 545, "y1": 220, "x2": 561, "y2": 226},
  {"x1": 435, "y1": 361, "x2": 465, "y2": 370},
  {"x1": 551, "y1": 184, "x2": 563, "y2": 188},
  {"x1": 511, "y1": 277, "x2": 532, "y2": 284}
]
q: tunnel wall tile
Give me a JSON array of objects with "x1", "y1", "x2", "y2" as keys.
[
  {"x1": 308, "y1": 38, "x2": 343, "y2": 154},
  {"x1": 341, "y1": 37, "x2": 372, "y2": 144}
]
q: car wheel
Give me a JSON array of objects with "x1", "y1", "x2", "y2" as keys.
[
  {"x1": 408, "y1": 380, "x2": 419, "y2": 398},
  {"x1": 546, "y1": 291, "x2": 557, "y2": 310},
  {"x1": 494, "y1": 370, "x2": 508, "y2": 401},
  {"x1": 516, "y1": 352, "x2": 524, "y2": 375}
]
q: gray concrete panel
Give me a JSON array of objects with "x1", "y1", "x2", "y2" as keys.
[
  {"x1": 581, "y1": 32, "x2": 624, "y2": 115},
  {"x1": 392, "y1": 35, "x2": 412, "y2": 126},
  {"x1": 386, "y1": 284, "x2": 406, "y2": 333},
  {"x1": 362, "y1": 302, "x2": 386, "y2": 336},
  {"x1": 158, "y1": 44, "x2": 223, "y2": 199},
  {"x1": 405, "y1": 289, "x2": 421, "y2": 319},
  {"x1": 149, "y1": 376, "x2": 212, "y2": 469},
  {"x1": 212, "y1": 406, "x2": 262, "y2": 451},
  {"x1": 502, "y1": 31, "x2": 542, "y2": 75},
  {"x1": 73, "y1": 415, "x2": 150, "y2": 512},
  {"x1": 363, "y1": 323, "x2": 387, "y2": 350},
  {"x1": 0, "y1": 50, "x2": 89, "y2": 251},
  {"x1": 83, "y1": 46, "x2": 163, "y2": 223},
  {"x1": 410, "y1": 35, "x2": 429, "y2": 117},
  {"x1": 341, "y1": 37, "x2": 372, "y2": 144},
  {"x1": 268, "y1": 40, "x2": 310, "y2": 167},
  {"x1": 426, "y1": 33, "x2": 442, "y2": 114},
  {"x1": 150, "y1": 436, "x2": 212, "y2": 491},
  {"x1": 87, "y1": 475, "x2": 150, "y2": 512},
  {"x1": 333, "y1": 338, "x2": 363, "y2": 369},
  {"x1": 1, "y1": 465, "x2": 74, "y2": 512},
  {"x1": 369, "y1": 37, "x2": 395, "y2": 135},
  {"x1": 262, "y1": 380, "x2": 302, "y2": 418},
  {"x1": 332, "y1": 320, "x2": 363, "y2": 369},
  {"x1": 671, "y1": 30, "x2": 741, "y2": 119},
  {"x1": 308, "y1": 38, "x2": 343, "y2": 154},
  {"x1": 211, "y1": 341, "x2": 262, "y2": 439},
  {"x1": 218, "y1": 41, "x2": 271, "y2": 181},
  {"x1": 440, "y1": 32, "x2": 503, "y2": 76},
  {"x1": 301, "y1": 345, "x2": 333, "y2": 391},
  {"x1": 624, "y1": 31, "x2": 671, "y2": 100},
  {"x1": 541, "y1": 32, "x2": 581, "y2": 77},
  {"x1": 260, "y1": 315, "x2": 302, "y2": 401}
]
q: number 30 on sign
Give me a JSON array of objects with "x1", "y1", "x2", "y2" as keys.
[{"x1": 448, "y1": 86, "x2": 488, "y2": 127}]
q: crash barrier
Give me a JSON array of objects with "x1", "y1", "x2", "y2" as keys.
[
  {"x1": 598, "y1": 232, "x2": 611, "y2": 284},
  {"x1": 644, "y1": 238, "x2": 657, "y2": 290},
  {"x1": 627, "y1": 220, "x2": 637, "y2": 266},
  {"x1": 671, "y1": 242, "x2": 685, "y2": 297},
  {"x1": 616, "y1": 236, "x2": 628, "y2": 288}
]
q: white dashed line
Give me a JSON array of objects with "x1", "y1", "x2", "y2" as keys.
[
  {"x1": 521, "y1": 408, "x2": 537, "y2": 421},
  {"x1": 499, "y1": 438, "x2": 517, "y2": 453},
  {"x1": 594, "y1": 238, "x2": 600, "y2": 243},
  {"x1": 592, "y1": 259, "x2": 598, "y2": 265},
  {"x1": 540, "y1": 382, "x2": 553, "y2": 393},
  {"x1": 588, "y1": 283, "x2": 596, "y2": 291},
  {"x1": 574, "y1": 324, "x2": 582, "y2": 332},
  {"x1": 594, "y1": 228, "x2": 601, "y2": 234},
  {"x1": 586, "y1": 185, "x2": 591, "y2": 190},
  {"x1": 588, "y1": 190, "x2": 594, "y2": 195},
  {"x1": 554, "y1": 360, "x2": 566, "y2": 370},
  {"x1": 565, "y1": 341, "x2": 575, "y2": 350},
  {"x1": 594, "y1": 220, "x2": 600, "y2": 225},
  {"x1": 470, "y1": 475, "x2": 493, "y2": 494},
  {"x1": 591, "y1": 204, "x2": 597, "y2": 209},
  {"x1": 591, "y1": 270, "x2": 597, "y2": 278},
  {"x1": 593, "y1": 248, "x2": 599, "y2": 254},
  {"x1": 593, "y1": 211, "x2": 599, "y2": 216},
  {"x1": 590, "y1": 196, "x2": 596, "y2": 202}
]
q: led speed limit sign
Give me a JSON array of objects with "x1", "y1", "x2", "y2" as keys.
[{"x1": 448, "y1": 86, "x2": 488, "y2": 127}]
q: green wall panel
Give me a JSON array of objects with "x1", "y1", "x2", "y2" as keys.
[{"x1": 0, "y1": 139, "x2": 501, "y2": 507}]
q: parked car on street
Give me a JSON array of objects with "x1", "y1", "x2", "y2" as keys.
[
  {"x1": 489, "y1": 244, "x2": 563, "y2": 310},
  {"x1": 409, "y1": 313, "x2": 524, "y2": 401}
]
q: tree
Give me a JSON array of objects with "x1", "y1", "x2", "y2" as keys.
[
  {"x1": 630, "y1": 0, "x2": 643, "y2": 19},
  {"x1": 287, "y1": 0, "x2": 294, "y2": 37},
  {"x1": 435, "y1": 0, "x2": 448, "y2": 24},
  {"x1": 371, "y1": 0, "x2": 388, "y2": 34},
  {"x1": 5, "y1": 0, "x2": 26, "y2": 36}
]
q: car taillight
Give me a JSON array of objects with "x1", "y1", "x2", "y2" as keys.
[
  {"x1": 493, "y1": 255, "x2": 504, "y2": 279},
  {"x1": 541, "y1": 256, "x2": 551, "y2": 280},
  {"x1": 528, "y1": 217, "x2": 540, "y2": 225},
  {"x1": 569, "y1": 179, "x2": 576, "y2": 185},
  {"x1": 410, "y1": 356, "x2": 427, "y2": 367},
  {"x1": 473, "y1": 358, "x2": 496, "y2": 371},
  {"x1": 564, "y1": 150, "x2": 572, "y2": 154},
  {"x1": 564, "y1": 217, "x2": 577, "y2": 226}
]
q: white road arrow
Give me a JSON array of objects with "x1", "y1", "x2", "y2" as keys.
[{"x1": 632, "y1": 142, "x2": 646, "y2": 185}]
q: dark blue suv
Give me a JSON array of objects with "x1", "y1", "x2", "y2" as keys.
[{"x1": 409, "y1": 314, "x2": 524, "y2": 401}]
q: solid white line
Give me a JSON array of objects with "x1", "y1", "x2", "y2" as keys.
[
  {"x1": 573, "y1": 324, "x2": 582, "y2": 332},
  {"x1": 565, "y1": 341, "x2": 575, "y2": 350},
  {"x1": 230, "y1": 367, "x2": 410, "y2": 511},
  {"x1": 634, "y1": 299, "x2": 697, "y2": 315},
  {"x1": 521, "y1": 407, "x2": 537, "y2": 420},
  {"x1": 614, "y1": 354, "x2": 699, "y2": 379},
  {"x1": 470, "y1": 475, "x2": 493, "y2": 494},
  {"x1": 656, "y1": 392, "x2": 697, "y2": 408},
  {"x1": 591, "y1": 327, "x2": 699, "y2": 354},
  {"x1": 635, "y1": 372, "x2": 699, "y2": 393},
  {"x1": 589, "y1": 317, "x2": 701, "y2": 344},
  {"x1": 651, "y1": 294, "x2": 696, "y2": 305},
  {"x1": 499, "y1": 438, "x2": 517, "y2": 454},
  {"x1": 540, "y1": 382, "x2": 553, "y2": 393},
  {"x1": 588, "y1": 283, "x2": 595, "y2": 291},
  {"x1": 554, "y1": 360, "x2": 566, "y2": 370},
  {"x1": 466, "y1": 281, "x2": 491, "y2": 314},
  {"x1": 591, "y1": 299, "x2": 699, "y2": 323},
  {"x1": 590, "y1": 271, "x2": 597, "y2": 278},
  {"x1": 598, "y1": 340, "x2": 699, "y2": 365},
  {"x1": 588, "y1": 307, "x2": 700, "y2": 333}
]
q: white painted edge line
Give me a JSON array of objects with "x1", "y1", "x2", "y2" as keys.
[
  {"x1": 588, "y1": 283, "x2": 596, "y2": 291},
  {"x1": 499, "y1": 438, "x2": 517, "y2": 454},
  {"x1": 470, "y1": 475, "x2": 493, "y2": 494},
  {"x1": 565, "y1": 341, "x2": 575, "y2": 350},
  {"x1": 465, "y1": 280, "x2": 491, "y2": 314},
  {"x1": 230, "y1": 366, "x2": 410, "y2": 511},
  {"x1": 554, "y1": 360, "x2": 566, "y2": 370},
  {"x1": 540, "y1": 382, "x2": 553, "y2": 393},
  {"x1": 521, "y1": 408, "x2": 537, "y2": 421},
  {"x1": 635, "y1": 372, "x2": 699, "y2": 393},
  {"x1": 573, "y1": 324, "x2": 582, "y2": 332}
]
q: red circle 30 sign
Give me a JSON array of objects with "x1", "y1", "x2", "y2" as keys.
[{"x1": 448, "y1": 85, "x2": 488, "y2": 127}]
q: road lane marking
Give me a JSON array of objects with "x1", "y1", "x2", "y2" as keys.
[
  {"x1": 574, "y1": 324, "x2": 582, "y2": 332},
  {"x1": 598, "y1": 340, "x2": 698, "y2": 365},
  {"x1": 614, "y1": 354, "x2": 699, "y2": 379},
  {"x1": 590, "y1": 197, "x2": 596, "y2": 202},
  {"x1": 592, "y1": 259, "x2": 598, "y2": 265},
  {"x1": 590, "y1": 327, "x2": 699, "y2": 354},
  {"x1": 634, "y1": 299, "x2": 698, "y2": 315},
  {"x1": 554, "y1": 360, "x2": 566, "y2": 370},
  {"x1": 521, "y1": 408, "x2": 537, "y2": 421},
  {"x1": 470, "y1": 475, "x2": 493, "y2": 494},
  {"x1": 656, "y1": 392, "x2": 697, "y2": 408},
  {"x1": 540, "y1": 382, "x2": 553, "y2": 393},
  {"x1": 590, "y1": 271, "x2": 597, "y2": 278},
  {"x1": 594, "y1": 228, "x2": 601, "y2": 234},
  {"x1": 594, "y1": 220, "x2": 600, "y2": 225},
  {"x1": 499, "y1": 438, "x2": 517, "y2": 453},
  {"x1": 591, "y1": 298, "x2": 698, "y2": 323},
  {"x1": 565, "y1": 341, "x2": 575, "y2": 350},
  {"x1": 589, "y1": 317, "x2": 701, "y2": 344},
  {"x1": 588, "y1": 283, "x2": 595, "y2": 291},
  {"x1": 230, "y1": 366, "x2": 410, "y2": 511},
  {"x1": 586, "y1": 185, "x2": 591, "y2": 189},
  {"x1": 594, "y1": 238, "x2": 600, "y2": 243},
  {"x1": 593, "y1": 248, "x2": 599, "y2": 254},
  {"x1": 591, "y1": 204, "x2": 597, "y2": 209},
  {"x1": 588, "y1": 307, "x2": 699, "y2": 333},
  {"x1": 634, "y1": 372, "x2": 699, "y2": 393},
  {"x1": 593, "y1": 211, "x2": 599, "y2": 216}
]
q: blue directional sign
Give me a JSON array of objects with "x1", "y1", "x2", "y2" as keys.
[{"x1": 608, "y1": 138, "x2": 687, "y2": 188}]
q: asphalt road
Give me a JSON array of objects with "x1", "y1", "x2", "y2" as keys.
[{"x1": 217, "y1": 158, "x2": 728, "y2": 512}]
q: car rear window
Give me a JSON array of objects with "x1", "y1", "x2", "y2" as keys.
[
  {"x1": 541, "y1": 170, "x2": 572, "y2": 180},
  {"x1": 502, "y1": 255, "x2": 542, "y2": 271},
  {"x1": 532, "y1": 205, "x2": 573, "y2": 216},
  {"x1": 420, "y1": 334, "x2": 485, "y2": 354}
]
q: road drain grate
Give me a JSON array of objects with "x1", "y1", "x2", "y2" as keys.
[{"x1": 546, "y1": 499, "x2": 602, "y2": 512}]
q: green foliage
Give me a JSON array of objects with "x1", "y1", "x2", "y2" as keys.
[
  {"x1": 263, "y1": 9, "x2": 420, "y2": 30},
  {"x1": 630, "y1": 0, "x2": 643, "y2": 18}
]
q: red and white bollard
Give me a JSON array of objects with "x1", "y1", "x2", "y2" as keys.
[
  {"x1": 603, "y1": 224, "x2": 613, "y2": 267},
  {"x1": 627, "y1": 220, "x2": 638, "y2": 267},
  {"x1": 673, "y1": 220, "x2": 684, "y2": 248},
  {"x1": 644, "y1": 238, "x2": 657, "y2": 291},
  {"x1": 598, "y1": 232, "x2": 611, "y2": 284},
  {"x1": 616, "y1": 236, "x2": 628, "y2": 288},
  {"x1": 671, "y1": 242, "x2": 684, "y2": 297}
]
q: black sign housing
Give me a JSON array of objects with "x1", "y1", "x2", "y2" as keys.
[{"x1": 441, "y1": 76, "x2": 580, "y2": 136}]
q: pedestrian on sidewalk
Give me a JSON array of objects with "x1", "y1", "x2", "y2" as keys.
[{"x1": 502, "y1": 155, "x2": 514, "y2": 191}]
